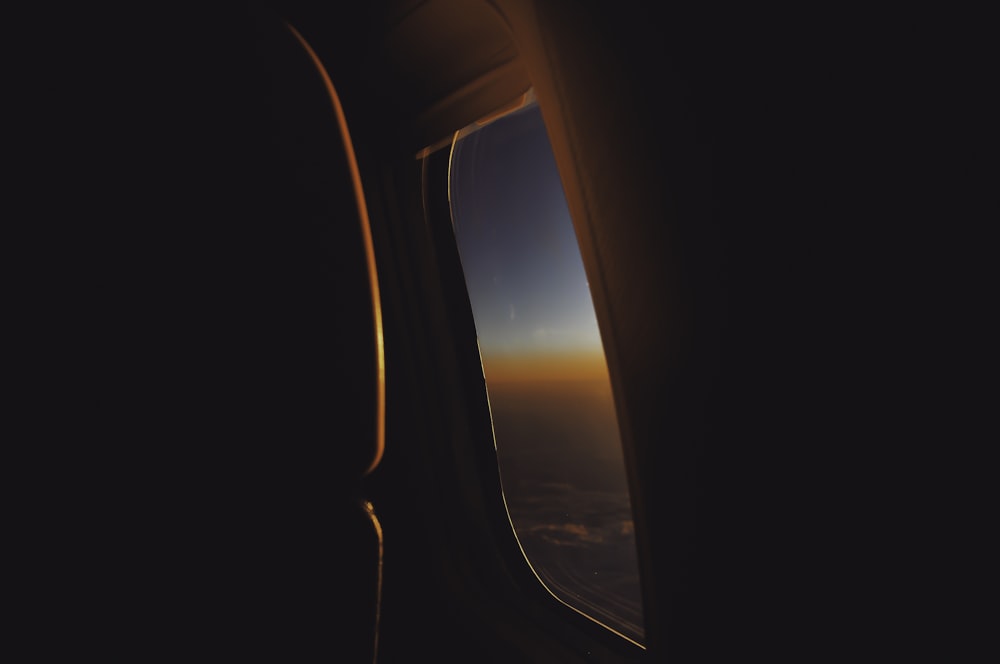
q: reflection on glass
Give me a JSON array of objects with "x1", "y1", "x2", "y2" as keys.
[{"x1": 447, "y1": 98, "x2": 645, "y2": 645}]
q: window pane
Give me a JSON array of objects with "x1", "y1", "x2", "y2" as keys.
[{"x1": 447, "y1": 98, "x2": 645, "y2": 645}]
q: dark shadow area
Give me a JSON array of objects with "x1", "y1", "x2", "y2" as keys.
[{"x1": 6, "y1": 2, "x2": 981, "y2": 662}]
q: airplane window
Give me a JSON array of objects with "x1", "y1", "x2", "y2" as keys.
[{"x1": 447, "y1": 95, "x2": 645, "y2": 646}]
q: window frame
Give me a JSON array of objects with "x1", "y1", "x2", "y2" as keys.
[
  {"x1": 442, "y1": 98, "x2": 646, "y2": 647},
  {"x1": 406, "y1": 108, "x2": 647, "y2": 658}
]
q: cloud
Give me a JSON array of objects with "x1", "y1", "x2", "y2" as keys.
[{"x1": 527, "y1": 522, "x2": 605, "y2": 546}]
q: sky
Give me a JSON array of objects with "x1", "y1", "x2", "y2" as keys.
[{"x1": 448, "y1": 102, "x2": 607, "y2": 382}]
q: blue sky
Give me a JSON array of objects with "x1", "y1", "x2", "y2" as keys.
[{"x1": 449, "y1": 102, "x2": 603, "y2": 362}]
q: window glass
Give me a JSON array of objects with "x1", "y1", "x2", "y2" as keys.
[{"x1": 447, "y1": 96, "x2": 645, "y2": 645}]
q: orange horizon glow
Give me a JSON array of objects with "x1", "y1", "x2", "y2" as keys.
[{"x1": 481, "y1": 350, "x2": 611, "y2": 384}]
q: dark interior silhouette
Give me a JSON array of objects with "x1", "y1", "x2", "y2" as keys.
[{"x1": 10, "y1": 1, "x2": 964, "y2": 662}]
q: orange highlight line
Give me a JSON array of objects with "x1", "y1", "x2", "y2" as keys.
[{"x1": 285, "y1": 22, "x2": 386, "y2": 476}]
